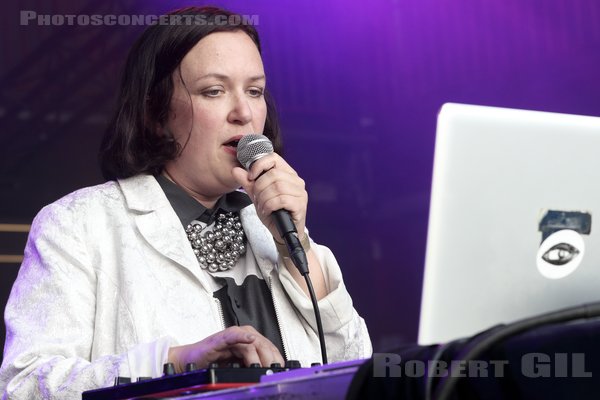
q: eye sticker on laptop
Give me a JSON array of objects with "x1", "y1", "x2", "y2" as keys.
[{"x1": 536, "y1": 229, "x2": 584, "y2": 279}]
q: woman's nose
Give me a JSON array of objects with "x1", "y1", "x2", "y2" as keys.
[{"x1": 228, "y1": 93, "x2": 252, "y2": 126}]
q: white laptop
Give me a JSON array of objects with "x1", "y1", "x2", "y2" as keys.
[{"x1": 418, "y1": 103, "x2": 600, "y2": 344}]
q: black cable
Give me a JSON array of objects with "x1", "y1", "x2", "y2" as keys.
[
  {"x1": 280, "y1": 232, "x2": 328, "y2": 364},
  {"x1": 433, "y1": 301, "x2": 600, "y2": 400},
  {"x1": 280, "y1": 230, "x2": 327, "y2": 365},
  {"x1": 303, "y1": 272, "x2": 328, "y2": 365}
]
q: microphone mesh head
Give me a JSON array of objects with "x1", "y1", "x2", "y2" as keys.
[{"x1": 236, "y1": 134, "x2": 274, "y2": 170}]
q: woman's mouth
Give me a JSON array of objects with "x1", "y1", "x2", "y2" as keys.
[
  {"x1": 224, "y1": 139, "x2": 240, "y2": 148},
  {"x1": 223, "y1": 137, "x2": 242, "y2": 157}
]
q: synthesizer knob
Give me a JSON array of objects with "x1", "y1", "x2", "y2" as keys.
[
  {"x1": 249, "y1": 363, "x2": 261, "y2": 368},
  {"x1": 113, "y1": 376, "x2": 131, "y2": 386},
  {"x1": 209, "y1": 363, "x2": 219, "y2": 369},
  {"x1": 185, "y1": 362, "x2": 198, "y2": 372},
  {"x1": 270, "y1": 363, "x2": 282, "y2": 369},
  {"x1": 285, "y1": 360, "x2": 302, "y2": 369},
  {"x1": 311, "y1": 362, "x2": 321, "y2": 367},
  {"x1": 163, "y1": 362, "x2": 176, "y2": 376},
  {"x1": 230, "y1": 362, "x2": 241, "y2": 368}
]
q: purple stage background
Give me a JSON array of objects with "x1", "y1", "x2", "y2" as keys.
[{"x1": 1, "y1": 0, "x2": 599, "y2": 352}]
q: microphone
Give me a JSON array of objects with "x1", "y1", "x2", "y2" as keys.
[{"x1": 237, "y1": 134, "x2": 309, "y2": 275}]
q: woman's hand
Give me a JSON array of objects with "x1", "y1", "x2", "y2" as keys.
[
  {"x1": 168, "y1": 326, "x2": 285, "y2": 372},
  {"x1": 232, "y1": 153, "x2": 308, "y2": 242},
  {"x1": 232, "y1": 153, "x2": 328, "y2": 300}
]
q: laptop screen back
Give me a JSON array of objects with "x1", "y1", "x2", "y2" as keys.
[{"x1": 418, "y1": 103, "x2": 600, "y2": 344}]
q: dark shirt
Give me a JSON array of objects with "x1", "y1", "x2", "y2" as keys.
[{"x1": 155, "y1": 175, "x2": 286, "y2": 360}]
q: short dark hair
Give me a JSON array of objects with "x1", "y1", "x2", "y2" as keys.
[{"x1": 99, "y1": 6, "x2": 282, "y2": 181}]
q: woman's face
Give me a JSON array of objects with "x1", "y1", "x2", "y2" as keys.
[{"x1": 164, "y1": 30, "x2": 267, "y2": 203}]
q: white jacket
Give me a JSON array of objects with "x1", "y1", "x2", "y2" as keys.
[{"x1": 0, "y1": 175, "x2": 371, "y2": 399}]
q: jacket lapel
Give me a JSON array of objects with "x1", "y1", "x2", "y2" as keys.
[
  {"x1": 118, "y1": 175, "x2": 212, "y2": 290},
  {"x1": 240, "y1": 206, "x2": 279, "y2": 275}
]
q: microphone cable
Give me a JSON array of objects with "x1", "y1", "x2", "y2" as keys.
[{"x1": 303, "y1": 266, "x2": 328, "y2": 365}]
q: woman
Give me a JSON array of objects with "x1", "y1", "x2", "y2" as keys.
[{"x1": 0, "y1": 6, "x2": 371, "y2": 399}]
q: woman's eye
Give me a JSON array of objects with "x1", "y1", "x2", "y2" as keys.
[
  {"x1": 202, "y1": 89, "x2": 223, "y2": 97},
  {"x1": 248, "y1": 88, "x2": 264, "y2": 97}
]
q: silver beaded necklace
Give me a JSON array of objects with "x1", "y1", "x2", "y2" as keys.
[{"x1": 186, "y1": 211, "x2": 246, "y2": 272}]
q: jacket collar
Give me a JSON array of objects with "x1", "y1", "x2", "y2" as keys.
[{"x1": 119, "y1": 174, "x2": 166, "y2": 213}]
